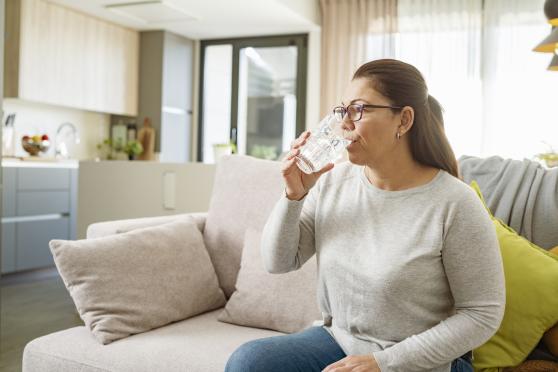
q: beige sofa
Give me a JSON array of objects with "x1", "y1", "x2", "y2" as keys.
[
  {"x1": 23, "y1": 155, "x2": 292, "y2": 372},
  {"x1": 22, "y1": 154, "x2": 558, "y2": 371}
]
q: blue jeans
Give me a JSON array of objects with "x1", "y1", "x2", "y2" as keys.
[{"x1": 225, "y1": 326, "x2": 473, "y2": 372}]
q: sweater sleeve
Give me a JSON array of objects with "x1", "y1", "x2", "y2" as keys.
[
  {"x1": 372, "y1": 190, "x2": 506, "y2": 371},
  {"x1": 260, "y1": 184, "x2": 319, "y2": 274}
]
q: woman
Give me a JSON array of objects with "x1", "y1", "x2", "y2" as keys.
[{"x1": 225, "y1": 59, "x2": 505, "y2": 372}]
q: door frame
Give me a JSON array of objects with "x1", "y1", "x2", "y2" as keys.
[{"x1": 197, "y1": 33, "x2": 308, "y2": 162}]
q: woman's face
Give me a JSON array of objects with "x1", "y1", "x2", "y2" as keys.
[{"x1": 340, "y1": 78, "x2": 404, "y2": 166}]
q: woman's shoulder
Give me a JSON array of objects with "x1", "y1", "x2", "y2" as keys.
[{"x1": 436, "y1": 170, "x2": 488, "y2": 214}]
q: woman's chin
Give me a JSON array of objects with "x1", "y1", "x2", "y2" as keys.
[{"x1": 346, "y1": 150, "x2": 365, "y2": 165}]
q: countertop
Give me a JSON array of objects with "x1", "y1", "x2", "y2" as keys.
[{"x1": 1, "y1": 157, "x2": 79, "y2": 169}]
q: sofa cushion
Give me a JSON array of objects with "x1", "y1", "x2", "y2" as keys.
[
  {"x1": 469, "y1": 182, "x2": 558, "y2": 371},
  {"x1": 543, "y1": 247, "x2": 558, "y2": 357},
  {"x1": 50, "y1": 219, "x2": 226, "y2": 345},
  {"x1": 204, "y1": 155, "x2": 284, "y2": 298},
  {"x1": 86, "y1": 212, "x2": 207, "y2": 239},
  {"x1": 22, "y1": 308, "x2": 284, "y2": 372},
  {"x1": 218, "y1": 228, "x2": 321, "y2": 333}
]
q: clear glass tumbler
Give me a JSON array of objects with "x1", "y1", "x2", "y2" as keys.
[{"x1": 295, "y1": 114, "x2": 350, "y2": 174}]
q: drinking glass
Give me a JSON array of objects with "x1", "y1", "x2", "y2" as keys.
[{"x1": 295, "y1": 114, "x2": 350, "y2": 174}]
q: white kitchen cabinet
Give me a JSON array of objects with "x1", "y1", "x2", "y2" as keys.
[{"x1": 4, "y1": 0, "x2": 139, "y2": 116}]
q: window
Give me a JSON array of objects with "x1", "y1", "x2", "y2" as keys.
[{"x1": 366, "y1": 0, "x2": 558, "y2": 160}]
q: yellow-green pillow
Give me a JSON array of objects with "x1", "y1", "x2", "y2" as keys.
[{"x1": 469, "y1": 181, "x2": 558, "y2": 372}]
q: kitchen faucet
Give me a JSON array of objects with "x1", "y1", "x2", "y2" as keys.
[{"x1": 55, "y1": 122, "x2": 80, "y2": 159}]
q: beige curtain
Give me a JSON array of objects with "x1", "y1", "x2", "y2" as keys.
[{"x1": 319, "y1": 0, "x2": 398, "y2": 117}]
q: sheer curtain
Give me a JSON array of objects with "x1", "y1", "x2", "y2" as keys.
[
  {"x1": 320, "y1": 0, "x2": 397, "y2": 117},
  {"x1": 321, "y1": 0, "x2": 558, "y2": 160},
  {"x1": 482, "y1": 0, "x2": 558, "y2": 160},
  {"x1": 392, "y1": 0, "x2": 483, "y2": 159}
]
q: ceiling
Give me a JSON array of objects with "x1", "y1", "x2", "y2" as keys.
[{"x1": 48, "y1": 0, "x2": 321, "y2": 40}]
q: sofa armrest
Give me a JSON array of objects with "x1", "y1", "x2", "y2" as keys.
[{"x1": 86, "y1": 212, "x2": 208, "y2": 239}]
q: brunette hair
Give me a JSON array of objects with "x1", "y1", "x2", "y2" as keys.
[{"x1": 353, "y1": 59, "x2": 459, "y2": 178}]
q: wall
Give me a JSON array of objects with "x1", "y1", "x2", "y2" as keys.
[
  {"x1": 3, "y1": 99, "x2": 110, "y2": 160},
  {"x1": 306, "y1": 29, "x2": 321, "y2": 130},
  {"x1": 77, "y1": 160, "x2": 216, "y2": 238}
]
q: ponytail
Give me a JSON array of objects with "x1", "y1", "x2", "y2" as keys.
[{"x1": 408, "y1": 94, "x2": 459, "y2": 178}]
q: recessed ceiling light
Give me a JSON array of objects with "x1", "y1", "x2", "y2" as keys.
[{"x1": 105, "y1": 1, "x2": 198, "y2": 24}]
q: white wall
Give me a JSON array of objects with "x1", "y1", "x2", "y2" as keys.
[
  {"x1": 306, "y1": 29, "x2": 321, "y2": 130},
  {"x1": 77, "y1": 160, "x2": 216, "y2": 238},
  {"x1": 3, "y1": 99, "x2": 110, "y2": 160},
  {"x1": 277, "y1": 0, "x2": 321, "y2": 26}
]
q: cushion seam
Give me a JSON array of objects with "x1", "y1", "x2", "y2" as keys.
[{"x1": 26, "y1": 348, "x2": 112, "y2": 371}]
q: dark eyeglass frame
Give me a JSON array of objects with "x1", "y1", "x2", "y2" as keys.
[{"x1": 333, "y1": 103, "x2": 403, "y2": 122}]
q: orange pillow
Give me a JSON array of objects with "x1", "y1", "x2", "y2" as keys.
[{"x1": 543, "y1": 246, "x2": 558, "y2": 356}]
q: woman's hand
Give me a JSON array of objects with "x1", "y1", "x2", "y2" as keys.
[
  {"x1": 282, "y1": 131, "x2": 334, "y2": 200},
  {"x1": 322, "y1": 355, "x2": 381, "y2": 372}
]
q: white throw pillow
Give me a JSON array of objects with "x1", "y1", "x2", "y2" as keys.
[{"x1": 50, "y1": 219, "x2": 226, "y2": 344}]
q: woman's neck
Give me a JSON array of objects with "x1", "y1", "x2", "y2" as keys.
[{"x1": 364, "y1": 155, "x2": 437, "y2": 191}]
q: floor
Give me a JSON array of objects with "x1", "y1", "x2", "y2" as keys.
[{"x1": 0, "y1": 267, "x2": 83, "y2": 372}]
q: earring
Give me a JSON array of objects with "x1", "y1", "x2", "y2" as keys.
[{"x1": 396, "y1": 132, "x2": 401, "y2": 140}]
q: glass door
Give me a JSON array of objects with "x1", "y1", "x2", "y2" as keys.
[
  {"x1": 236, "y1": 46, "x2": 298, "y2": 160},
  {"x1": 199, "y1": 34, "x2": 307, "y2": 163}
]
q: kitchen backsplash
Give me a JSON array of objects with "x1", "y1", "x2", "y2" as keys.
[{"x1": 3, "y1": 99, "x2": 110, "y2": 160}]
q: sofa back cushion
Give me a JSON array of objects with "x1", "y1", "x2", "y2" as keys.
[
  {"x1": 469, "y1": 182, "x2": 558, "y2": 370},
  {"x1": 204, "y1": 155, "x2": 284, "y2": 298},
  {"x1": 458, "y1": 155, "x2": 558, "y2": 249},
  {"x1": 218, "y1": 228, "x2": 321, "y2": 333}
]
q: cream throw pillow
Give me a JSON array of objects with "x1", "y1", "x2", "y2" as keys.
[
  {"x1": 218, "y1": 228, "x2": 321, "y2": 333},
  {"x1": 50, "y1": 219, "x2": 226, "y2": 345}
]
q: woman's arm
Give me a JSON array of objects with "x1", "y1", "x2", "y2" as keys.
[
  {"x1": 260, "y1": 185, "x2": 319, "y2": 274},
  {"x1": 372, "y1": 190, "x2": 506, "y2": 371}
]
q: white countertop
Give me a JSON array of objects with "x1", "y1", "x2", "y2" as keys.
[{"x1": 2, "y1": 157, "x2": 79, "y2": 169}]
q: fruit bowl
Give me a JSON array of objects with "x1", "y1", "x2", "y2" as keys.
[{"x1": 21, "y1": 135, "x2": 50, "y2": 156}]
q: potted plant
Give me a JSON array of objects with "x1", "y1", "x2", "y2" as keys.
[
  {"x1": 536, "y1": 143, "x2": 558, "y2": 168},
  {"x1": 212, "y1": 141, "x2": 236, "y2": 161},
  {"x1": 124, "y1": 140, "x2": 144, "y2": 160},
  {"x1": 249, "y1": 145, "x2": 278, "y2": 160},
  {"x1": 96, "y1": 138, "x2": 143, "y2": 160}
]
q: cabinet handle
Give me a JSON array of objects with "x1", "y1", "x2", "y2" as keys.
[{"x1": 2, "y1": 213, "x2": 68, "y2": 224}]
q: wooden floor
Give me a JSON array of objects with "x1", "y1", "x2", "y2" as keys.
[{"x1": 0, "y1": 268, "x2": 84, "y2": 372}]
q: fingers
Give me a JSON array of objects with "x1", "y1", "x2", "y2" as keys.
[
  {"x1": 281, "y1": 157, "x2": 297, "y2": 174},
  {"x1": 322, "y1": 363, "x2": 349, "y2": 372},
  {"x1": 285, "y1": 147, "x2": 300, "y2": 161},
  {"x1": 291, "y1": 131, "x2": 311, "y2": 150},
  {"x1": 317, "y1": 162, "x2": 334, "y2": 175},
  {"x1": 322, "y1": 358, "x2": 345, "y2": 372}
]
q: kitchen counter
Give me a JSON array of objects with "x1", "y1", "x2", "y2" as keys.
[{"x1": 2, "y1": 158, "x2": 79, "y2": 169}]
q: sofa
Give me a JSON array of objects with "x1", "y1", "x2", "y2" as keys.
[{"x1": 22, "y1": 155, "x2": 558, "y2": 372}]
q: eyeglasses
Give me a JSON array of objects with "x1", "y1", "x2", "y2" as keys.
[{"x1": 333, "y1": 103, "x2": 403, "y2": 122}]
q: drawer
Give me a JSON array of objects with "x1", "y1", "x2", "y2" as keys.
[
  {"x1": 17, "y1": 191, "x2": 70, "y2": 216},
  {"x1": 17, "y1": 168, "x2": 70, "y2": 190},
  {"x1": 2, "y1": 167, "x2": 17, "y2": 217},
  {"x1": 16, "y1": 217, "x2": 69, "y2": 271},
  {"x1": 1, "y1": 222, "x2": 16, "y2": 273}
]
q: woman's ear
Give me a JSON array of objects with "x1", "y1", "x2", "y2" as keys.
[{"x1": 400, "y1": 106, "x2": 414, "y2": 133}]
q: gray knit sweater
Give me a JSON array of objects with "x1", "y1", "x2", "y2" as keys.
[{"x1": 261, "y1": 162, "x2": 505, "y2": 372}]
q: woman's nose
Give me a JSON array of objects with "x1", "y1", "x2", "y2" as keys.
[{"x1": 340, "y1": 117, "x2": 355, "y2": 131}]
